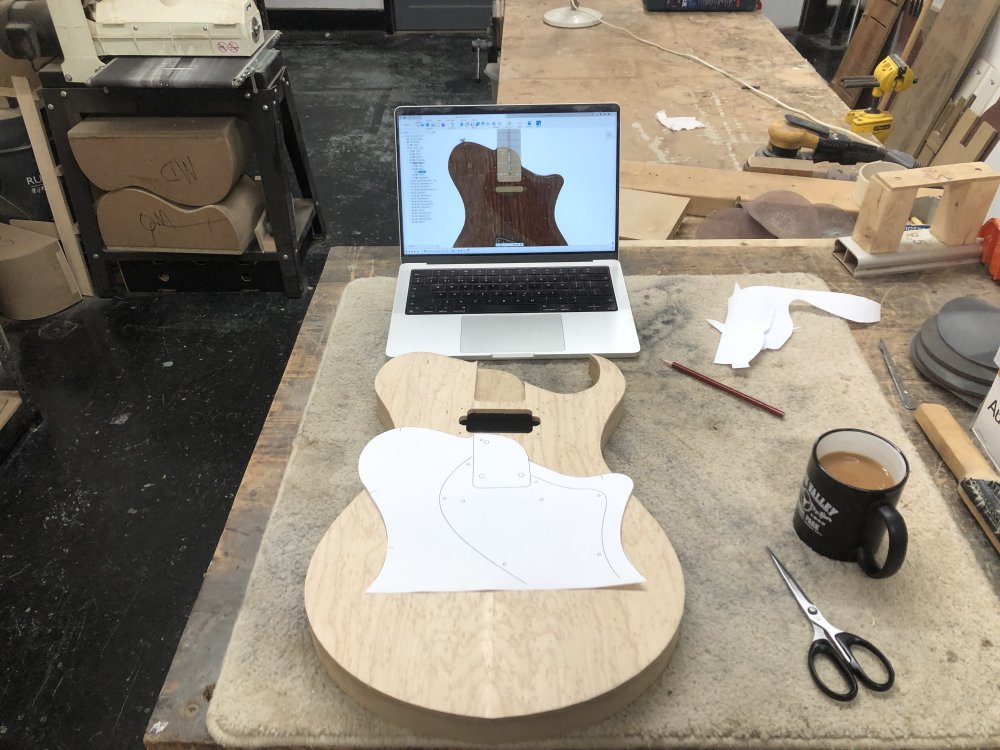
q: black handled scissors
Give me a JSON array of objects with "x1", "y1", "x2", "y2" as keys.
[{"x1": 766, "y1": 547, "x2": 895, "y2": 702}]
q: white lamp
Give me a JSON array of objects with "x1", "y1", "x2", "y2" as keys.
[{"x1": 544, "y1": 0, "x2": 602, "y2": 28}]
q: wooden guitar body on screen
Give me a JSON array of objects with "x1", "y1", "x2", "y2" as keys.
[
  {"x1": 448, "y1": 127, "x2": 567, "y2": 248},
  {"x1": 304, "y1": 352, "x2": 684, "y2": 743}
]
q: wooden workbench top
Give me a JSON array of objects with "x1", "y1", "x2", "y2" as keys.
[
  {"x1": 145, "y1": 241, "x2": 1000, "y2": 750},
  {"x1": 498, "y1": 0, "x2": 848, "y2": 169}
]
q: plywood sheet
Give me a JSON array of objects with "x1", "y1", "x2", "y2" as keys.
[{"x1": 619, "y1": 188, "x2": 688, "y2": 239}]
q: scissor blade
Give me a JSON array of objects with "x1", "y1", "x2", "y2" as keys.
[{"x1": 766, "y1": 547, "x2": 818, "y2": 617}]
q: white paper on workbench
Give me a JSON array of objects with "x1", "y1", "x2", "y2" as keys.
[
  {"x1": 655, "y1": 110, "x2": 706, "y2": 131},
  {"x1": 710, "y1": 284, "x2": 881, "y2": 368},
  {"x1": 358, "y1": 427, "x2": 643, "y2": 593}
]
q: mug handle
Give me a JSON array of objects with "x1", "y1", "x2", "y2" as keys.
[{"x1": 858, "y1": 504, "x2": 908, "y2": 578}]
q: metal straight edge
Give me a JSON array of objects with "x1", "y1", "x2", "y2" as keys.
[{"x1": 879, "y1": 339, "x2": 919, "y2": 410}]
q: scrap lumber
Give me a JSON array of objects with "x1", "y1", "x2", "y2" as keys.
[
  {"x1": 919, "y1": 97, "x2": 973, "y2": 165},
  {"x1": 11, "y1": 76, "x2": 93, "y2": 295},
  {"x1": 619, "y1": 160, "x2": 859, "y2": 216},
  {"x1": 852, "y1": 162, "x2": 1000, "y2": 253},
  {"x1": 931, "y1": 110, "x2": 998, "y2": 166},
  {"x1": 0, "y1": 392, "x2": 21, "y2": 431},
  {"x1": 743, "y1": 154, "x2": 853, "y2": 178},
  {"x1": 885, "y1": 0, "x2": 1000, "y2": 157},
  {"x1": 618, "y1": 188, "x2": 688, "y2": 240}
]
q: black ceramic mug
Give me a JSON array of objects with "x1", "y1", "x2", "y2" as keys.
[{"x1": 794, "y1": 428, "x2": 910, "y2": 579}]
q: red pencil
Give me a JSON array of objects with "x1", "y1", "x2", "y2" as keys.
[{"x1": 662, "y1": 360, "x2": 785, "y2": 418}]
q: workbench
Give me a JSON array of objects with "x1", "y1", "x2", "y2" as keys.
[
  {"x1": 144, "y1": 5, "x2": 1000, "y2": 748},
  {"x1": 496, "y1": 0, "x2": 847, "y2": 168},
  {"x1": 144, "y1": 244, "x2": 1000, "y2": 750}
]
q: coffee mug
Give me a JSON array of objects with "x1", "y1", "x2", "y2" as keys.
[{"x1": 794, "y1": 428, "x2": 909, "y2": 579}]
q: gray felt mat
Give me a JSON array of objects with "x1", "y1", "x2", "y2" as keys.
[{"x1": 207, "y1": 274, "x2": 1000, "y2": 749}]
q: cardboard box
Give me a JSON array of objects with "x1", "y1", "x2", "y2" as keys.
[
  {"x1": 68, "y1": 117, "x2": 252, "y2": 206},
  {"x1": 0, "y1": 222, "x2": 81, "y2": 319},
  {"x1": 96, "y1": 175, "x2": 264, "y2": 253}
]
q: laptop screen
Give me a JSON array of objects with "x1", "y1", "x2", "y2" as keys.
[{"x1": 395, "y1": 104, "x2": 620, "y2": 261}]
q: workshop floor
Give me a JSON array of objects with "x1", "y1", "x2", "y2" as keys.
[
  {"x1": 0, "y1": 30, "x2": 490, "y2": 750},
  {"x1": 0, "y1": 25, "x2": 845, "y2": 750}
]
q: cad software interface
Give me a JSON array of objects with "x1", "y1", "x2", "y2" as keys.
[{"x1": 397, "y1": 109, "x2": 619, "y2": 257}]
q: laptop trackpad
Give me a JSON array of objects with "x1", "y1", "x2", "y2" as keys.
[{"x1": 460, "y1": 314, "x2": 565, "y2": 354}]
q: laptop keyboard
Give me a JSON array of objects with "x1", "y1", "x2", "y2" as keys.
[{"x1": 405, "y1": 266, "x2": 618, "y2": 315}]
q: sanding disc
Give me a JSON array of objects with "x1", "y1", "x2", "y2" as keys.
[
  {"x1": 918, "y1": 315, "x2": 996, "y2": 386},
  {"x1": 742, "y1": 190, "x2": 821, "y2": 239},
  {"x1": 695, "y1": 207, "x2": 774, "y2": 239},
  {"x1": 812, "y1": 203, "x2": 856, "y2": 238},
  {"x1": 909, "y1": 334, "x2": 988, "y2": 407},
  {"x1": 936, "y1": 297, "x2": 1000, "y2": 370}
]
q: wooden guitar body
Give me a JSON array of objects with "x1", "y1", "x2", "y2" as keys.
[
  {"x1": 304, "y1": 352, "x2": 684, "y2": 743},
  {"x1": 448, "y1": 141, "x2": 568, "y2": 248}
]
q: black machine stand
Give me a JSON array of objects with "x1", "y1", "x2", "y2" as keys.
[{"x1": 39, "y1": 32, "x2": 325, "y2": 298}]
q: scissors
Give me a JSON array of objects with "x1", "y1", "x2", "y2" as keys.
[{"x1": 766, "y1": 547, "x2": 895, "y2": 702}]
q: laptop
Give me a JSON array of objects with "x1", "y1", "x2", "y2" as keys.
[{"x1": 385, "y1": 103, "x2": 640, "y2": 360}]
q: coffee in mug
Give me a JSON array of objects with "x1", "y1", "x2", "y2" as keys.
[
  {"x1": 794, "y1": 428, "x2": 909, "y2": 579},
  {"x1": 819, "y1": 451, "x2": 895, "y2": 490}
]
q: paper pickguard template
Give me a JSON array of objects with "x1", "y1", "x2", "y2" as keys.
[{"x1": 358, "y1": 427, "x2": 644, "y2": 593}]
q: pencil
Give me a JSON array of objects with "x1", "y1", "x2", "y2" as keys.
[{"x1": 662, "y1": 360, "x2": 785, "y2": 418}]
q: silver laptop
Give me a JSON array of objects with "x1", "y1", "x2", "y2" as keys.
[{"x1": 385, "y1": 103, "x2": 640, "y2": 360}]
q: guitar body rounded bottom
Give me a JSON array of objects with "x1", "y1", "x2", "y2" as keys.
[{"x1": 304, "y1": 353, "x2": 685, "y2": 743}]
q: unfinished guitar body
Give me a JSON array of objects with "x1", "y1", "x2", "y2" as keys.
[
  {"x1": 448, "y1": 141, "x2": 567, "y2": 248},
  {"x1": 304, "y1": 352, "x2": 684, "y2": 742}
]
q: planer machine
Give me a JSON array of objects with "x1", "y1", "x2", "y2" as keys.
[{"x1": 0, "y1": 0, "x2": 267, "y2": 85}]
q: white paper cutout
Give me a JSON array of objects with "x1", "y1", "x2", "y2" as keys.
[
  {"x1": 709, "y1": 283, "x2": 881, "y2": 368},
  {"x1": 359, "y1": 427, "x2": 644, "y2": 593},
  {"x1": 655, "y1": 110, "x2": 706, "y2": 131}
]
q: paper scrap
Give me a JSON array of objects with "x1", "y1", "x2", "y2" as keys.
[
  {"x1": 709, "y1": 284, "x2": 881, "y2": 368},
  {"x1": 655, "y1": 110, "x2": 706, "y2": 131},
  {"x1": 359, "y1": 427, "x2": 644, "y2": 593}
]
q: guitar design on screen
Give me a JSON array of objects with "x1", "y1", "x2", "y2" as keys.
[
  {"x1": 448, "y1": 127, "x2": 568, "y2": 248},
  {"x1": 304, "y1": 352, "x2": 685, "y2": 742}
]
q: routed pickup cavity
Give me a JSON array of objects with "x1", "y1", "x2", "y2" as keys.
[{"x1": 459, "y1": 410, "x2": 540, "y2": 433}]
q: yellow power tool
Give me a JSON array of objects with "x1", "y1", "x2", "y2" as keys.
[{"x1": 840, "y1": 54, "x2": 916, "y2": 142}]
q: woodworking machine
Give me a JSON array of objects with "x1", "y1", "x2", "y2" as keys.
[{"x1": 0, "y1": 0, "x2": 265, "y2": 84}]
